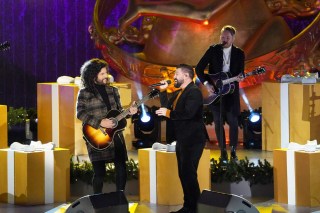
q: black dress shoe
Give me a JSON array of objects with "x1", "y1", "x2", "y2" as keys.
[
  {"x1": 219, "y1": 149, "x2": 228, "y2": 163},
  {"x1": 230, "y1": 146, "x2": 238, "y2": 161}
]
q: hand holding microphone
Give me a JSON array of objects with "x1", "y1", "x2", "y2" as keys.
[
  {"x1": 149, "y1": 80, "x2": 171, "y2": 89},
  {"x1": 220, "y1": 41, "x2": 227, "y2": 48}
]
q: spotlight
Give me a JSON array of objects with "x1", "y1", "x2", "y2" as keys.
[
  {"x1": 136, "y1": 111, "x2": 155, "y2": 133},
  {"x1": 242, "y1": 108, "x2": 262, "y2": 149},
  {"x1": 137, "y1": 105, "x2": 155, "y2": 133},
  {"x1": 248, "y1": 111, "x2": 261, "y2": 123},
  {"x1": 132, "y1": 105, "x2": 160, "y2": 149},
  {"x1": 140, "y1": 111, "x2": 151, "y2": 123},
  {"x1": 248, "y1": 110, "x2": 262, "y2": 134}
]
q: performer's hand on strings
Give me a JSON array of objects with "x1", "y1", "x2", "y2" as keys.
[
  {"x1": 100, "y1": 118, "x2": 115, "y2": 128},
  {"x1": 129, "y1": 101, "x2": 138, "y2": 115}
]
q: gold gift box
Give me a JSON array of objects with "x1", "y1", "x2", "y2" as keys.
[
  {"x1": 0, "y1": 148, "x2": 70, "y2": 205},
  {"x1": 0, "y1": 105, "x2": 7, "y2": 149},
  {"x1": 37, "y1": 82, "x2": 133, "y2": 155},
  {"x1": 274, "y1": 148, "x2": 320, "y2": 207},
  {"x1": 262, "y1": 82, "x2": 320, "y2": 151},
  {"x1": 139, "y1": 148, "x2": 211, "y2": 205}
]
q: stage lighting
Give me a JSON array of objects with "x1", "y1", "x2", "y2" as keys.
[
  {"x1": 132, "y1": 105, "x2": 160, "y2": 149},
  {"x1": 242, "y1": 108, "x2": 262, "y2": 149},
  {"x1": 140, "y1": 110, "x2": 151, "y2": 123},
  {"x1": 248, "y1": 111, "x2": 261, "y2": 123},
  {"x1": 136, "y1": 111, "x2": 155, "y2": 133},
  {"x1": 247, "y1": 110, "x2": 262, "y2": 134}
]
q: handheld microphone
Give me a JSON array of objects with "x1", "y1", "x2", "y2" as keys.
[
  {"x1": 220, "y1": 41, "x2": 227, "y2": 47},
  {"x1": 149, "y1": 80, "x2": 171, "y2": 87}
]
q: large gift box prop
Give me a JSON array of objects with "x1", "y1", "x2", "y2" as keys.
[
  {"x1": 37, "y1": 83, "x2": 132, "y2": 155},
  {"x1": 0, "y1": 105, "x2": 7, "y2": 148},
  {"x1": 139, "y1": 148, "x2": 211, "y2": 205},
  {"x1": 274, "y1": 149, "x2": 320, "y2": 207},
  {"x1": 0, "y1": 148, "x2": 70, "y2": 205},
  {"x1": 262, "y1": 82, "x2": 320, "y2": 151}
]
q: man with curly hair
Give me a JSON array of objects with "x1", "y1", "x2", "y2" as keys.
[{"x1": 76, "y1": 58, "x2": 137, "y2": 194}]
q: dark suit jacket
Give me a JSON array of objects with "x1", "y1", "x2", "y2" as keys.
[
  {"x1": 160, "y1": 82, "x2": 206, "y2": 146},
  {"x1": 195, "y1": 44, "x2": 245, "y2": 115}
]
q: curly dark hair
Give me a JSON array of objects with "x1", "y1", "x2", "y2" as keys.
[{"x1": 80, "y1": 58, "x2": 108, "y2": 93}]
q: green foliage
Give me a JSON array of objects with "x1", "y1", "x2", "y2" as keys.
[
  {"x1": 126, "y1": 158, "x2": 139, "y2": 181},
  {"x1": 210, "y1": 158, "x2": 243, "y2": 183},
  {"x1": 70, "y1": 158, "x2": 139, "y2": 185},
  {"x1": 71, "y1": 156, "x2": 273, "y2": 186},
  {"x1": 239, "y1": 157, "x2": 273, "y2": 186},
  {"x1": 26, "y1": 108, "x2": 37, "y2": 120},
  {"x1": 211, "y1": 157, "x2": 273, "y2": 185},
  {"x1": 70, "y1": 159, "x2": 94, "y2": 185},
  {"x1": 7, "y1": 107, "x2": 37, "y2": 128},
  {"x1": 7, "y1": 107, "x2": 28, "y2": 127}
]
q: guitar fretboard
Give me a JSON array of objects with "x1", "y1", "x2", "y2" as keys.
[
  {"x1": 222, "y1": 68, "x2": 265, "y2": 85},
  {"x1": 114, "y1": 93, "x2": 155, "y2": 121}
]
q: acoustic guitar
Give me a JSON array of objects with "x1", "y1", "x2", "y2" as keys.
[
  {"x1": 198, "y1": 67, "x2": 266, "y2": 105},
  {"x1": 83, "y1": 89, "x2": 159, "y2": 151}
]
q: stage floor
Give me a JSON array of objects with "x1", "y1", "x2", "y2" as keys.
[{"x1": 1, "y1": 143, "x2": 319, "y2": 213}]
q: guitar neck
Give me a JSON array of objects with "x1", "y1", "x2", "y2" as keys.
[
  {"x1": 222, "y1": 72, "x2": 253, "y2": 85},
  {"x1": 114, "y1": 95, "x2": 150, "y2": 121},
  {"x1": 222, "y1": 76, "x2": 238, "y2": 85}
]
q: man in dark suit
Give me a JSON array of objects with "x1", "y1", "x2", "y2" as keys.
[
  {"x1": 195, "y1": 25, "x2": 245, "y2": 162},
  {"x1": 156, "y1": 64, "x2": 206, "y2": 213}
]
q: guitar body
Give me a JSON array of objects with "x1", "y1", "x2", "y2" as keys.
[
  {"x1": 83, "y1": 109, "x2": 127, "y2": 150},
  {"x1": 199, "y1": 72, "x2": 236, "y2": 105},
  {"x1": 81, "y1": 89, "x2": 159, "y2": 151},
  {"x1": 198, "y1": 67, "x2": 266, "y2": 105}
]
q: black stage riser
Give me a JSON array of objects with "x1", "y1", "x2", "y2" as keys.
[
  {"x1": 197, "y1": 190, "x2": 259, "y2": 213},
  {"x1": 66, "y1": 191, "x2": 129, "y2": 213}
]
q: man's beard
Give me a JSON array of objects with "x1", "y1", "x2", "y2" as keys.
[
  {"x1": 95, "y1": 78, "x2": 108, "y2": 85},
  {"x1": 174, "y1": 79, "x2": 183, "y2": 88}
]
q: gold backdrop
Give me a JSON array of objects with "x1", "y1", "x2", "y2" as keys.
[{"x1": 89, "y1": 0, "x2": 319, "y2": 143}]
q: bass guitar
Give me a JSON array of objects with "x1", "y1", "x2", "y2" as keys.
[
  {"x1": 83, "y1": 89, "x2": 159, "y2": 151},
  {"x1": 199, "y1": 67, "x2": 265, "y2": 105}
]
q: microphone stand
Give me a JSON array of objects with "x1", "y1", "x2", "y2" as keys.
[{"x1": 219, "y1": 45, "x2": 226, "y2": 164}]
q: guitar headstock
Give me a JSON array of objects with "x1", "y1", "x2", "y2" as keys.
[
  {"x1": 148, "y1": 89, "x2": 160, "y2": 99},
  {"x1": 0, "y1": 41, "x2": 10, "y2": 51},
  {"x1": 252, "y1": 66, "x2": 266, "y2": 75}
]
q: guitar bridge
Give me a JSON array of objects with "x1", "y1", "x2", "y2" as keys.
[{"x1": 99, "y1": 127, "x2": 107, "y2": 135}]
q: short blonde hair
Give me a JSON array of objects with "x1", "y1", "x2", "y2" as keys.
[{"x1": 221, "y1": 25, "x2": 236, "y2": 36}]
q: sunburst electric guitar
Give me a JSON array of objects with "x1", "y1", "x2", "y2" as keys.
[
  {"x1": 198, "y1": 67, "x2": 266, "y2": 105},
  {"x1": 83, "y1": 89, "x2": 159, "y2": 151}
]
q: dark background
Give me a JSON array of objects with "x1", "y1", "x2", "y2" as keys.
[
  {"x1": 0, "y1": 0, "x2": 316, "y2": 109},
  {"x1": 0, "y1": 0, "x2": 99, "y2": 109}
]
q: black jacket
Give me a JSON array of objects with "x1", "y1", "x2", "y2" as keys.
[
  {"x1": 195, "y1": 44, "x2": 245, "y2": 115},
  {"x1": 160, "y1": 82, "x2": 206, "y2": 145}
]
